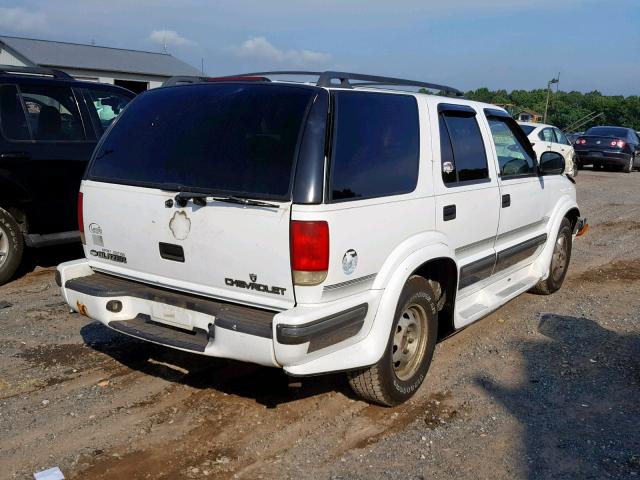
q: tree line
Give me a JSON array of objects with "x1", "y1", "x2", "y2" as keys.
[{"x1": 462, "y1": 88, "x2": 640, "y2": 133}]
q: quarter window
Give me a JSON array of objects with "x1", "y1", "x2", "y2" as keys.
[
  {"x1": 19, "y1": 85, "x2": 85, "y2": 141},
  {"x1": 439, "y1": 111, "x2": 489, "y2": 184},
  {"x1": 488, "y1": 118, "x2": 536, "y2": 177},
  {"x1": 0, "y1": 84, "x2": 30, "y2": 140},
  {"x1": 329, "y1": 91, "x2": 419, "y2": 201}
]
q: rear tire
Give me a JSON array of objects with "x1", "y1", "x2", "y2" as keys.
[
  {"x1": 0, "y1": 208, "x2": 24, "y2": 286},
  {"x1": 623, "y1": 154, "x2": 635, "y2": 173},
  {"x1": 530, "y1": 218, "x2": 572, "y2": 295},
  {"x1": 348, "y1": 276, "x2": 438, "y2": 406}
]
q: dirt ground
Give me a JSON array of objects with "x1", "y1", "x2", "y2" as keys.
[{"x1": 1, "y1": 168, "x2": 639, "y2": 480}]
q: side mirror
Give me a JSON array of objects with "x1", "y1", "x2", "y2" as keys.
[{"x1": 539, "y1": 151, "x2": 565, "y2": 175}]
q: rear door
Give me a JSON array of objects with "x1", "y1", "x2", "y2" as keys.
[
  {"x1": 432, "y1": 103, "x2": 500, "y2": 293},
  {"x1": 17, "y1": 81, "x2": 95, "y2": 234},
  {"x1": 82, "y1": 82, "x2": 321, "y2": 310}
]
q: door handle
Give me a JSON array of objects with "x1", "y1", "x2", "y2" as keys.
[
  {"x1": 502, "y1": 194, "x2": 511, "y2": 208},
  {"x1": 443, "y1": 204, "x2": 456, "y2": 221},
  {"x1": 0, "y1": 152, "x2": 30, "y2": 160}
]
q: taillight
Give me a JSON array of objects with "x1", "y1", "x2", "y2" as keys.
[
  {"x1": 291, "y1": 220, "x2": 329, "y2": 286},
  {"x1": 576, "y1": 138, "x2": 586, "y2": 145},
  {"x1": 78, "y1": 192, "x2": 85, "y2": 245},
  {"x1": 610, "y1": 139, "x2": 625, "y2": 148}
]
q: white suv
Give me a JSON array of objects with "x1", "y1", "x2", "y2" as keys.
[
  {"x1": 518, "y1": 121, "x2": 577, "y2": 177},
  {"x1": 57, "y1": 71, "x2": 586, "y2": 406}
]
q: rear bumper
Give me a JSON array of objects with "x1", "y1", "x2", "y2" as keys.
[
  {"x1": 575, "y1": 150, "x2": 631, "y2": 166},
  {"x1": 57, "y1": 259, "x2": 378, "y2": 372}
]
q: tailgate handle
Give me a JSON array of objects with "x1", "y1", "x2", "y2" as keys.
[{"x1": 159, "y1": 242, "x2": 185, "y2": 263}]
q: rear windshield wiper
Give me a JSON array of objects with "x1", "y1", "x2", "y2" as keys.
[
  {"x1": 174, "y1": 191, "x2": 279, "y2": 208},
  {"x1": 212, "y1": 195, "x2": 280, "y2": 208}
]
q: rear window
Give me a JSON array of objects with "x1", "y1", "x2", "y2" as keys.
[
  {"x1": 88, "y1": 83, "x2": 316, "y2": 199},
  {"x1": 586, "y1": 126, "x2": 628, "y2": 138},
  {"x1": 439, "y1": 111, "x2": 488, "y2": 184},
  {"x1": 329, "y1": 91, "x2": 419, "y2": 202},
  {"x1": 519, "y1": 124, "x2": 536, "y2": 135}
]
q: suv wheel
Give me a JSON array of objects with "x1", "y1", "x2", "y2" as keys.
[
  {"x1": 0, "y1": 208, "x2": 24, "y2": 285},
  {"x1": 623, "y1": 154, "x2": 635, "y2": 173},
  {"x1": 530, "y1": 218, "x2": 572, "y2": 295},
  {"x1": 348, "y1": 276, "x2": 437, "y2": 406}
]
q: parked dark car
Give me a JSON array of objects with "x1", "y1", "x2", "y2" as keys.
[
  {"x1": 0, "y1": 65, "x2": 135, "y2": 284},
  {"x1": 574, "y1": 126, "x2": 640, "y2": 172},
  {"x1": 566, "y1": 132, "x2": 583, "y2": 144}
]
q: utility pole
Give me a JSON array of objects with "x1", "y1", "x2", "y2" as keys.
[{"x1": 544, "y1": 75, "x2": 559, "y2": 123}]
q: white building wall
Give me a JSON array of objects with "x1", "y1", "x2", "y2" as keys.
[
  {"x1": 49, "y1": 67, "x2": 168, "y2": 89},
  {"x1": 0, "y1": 48, "x2": 27, "y2": 66}
]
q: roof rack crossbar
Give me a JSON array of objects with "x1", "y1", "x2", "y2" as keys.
[
  {"x1": 232, "y1": 70, "x2": 463, "y2": 96},
  {"x1": 0, "y1": 65, "x2": 74, "y2": 80}
]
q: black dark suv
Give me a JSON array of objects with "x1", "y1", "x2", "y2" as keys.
[{"x1": 0, "y1": 65, "x2": 134, "y2": 284}]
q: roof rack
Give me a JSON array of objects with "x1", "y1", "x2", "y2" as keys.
[
  {"x1": 233, "y1": 71, "x2": 463, "y2": 96},
  {"x1": 0, "y1": 65, "x2": 74, "y2": 80}
]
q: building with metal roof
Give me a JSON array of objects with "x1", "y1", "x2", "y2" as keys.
[{"x1": 0, "y1": 35, "x2": 201, "y2": 92}]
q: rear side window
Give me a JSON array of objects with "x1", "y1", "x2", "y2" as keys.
[
  {"x1": 539, "y1": 128, "x2": 556, "y2": 143},
  {"x1": 554, "y1": 128, "x2": 570, "y2": 145},
  {"x1": 89, "y1": 83, "x2": 316, "y2": 199},
  {"x1": 0, "y1": 84, "x2": 30, "y2": 140},
  {"x1": 19, "y1": 84, "x2": 85, "y2": 141},
  {"x1": 439, "y1": 111, "x2": 488, "y2": 184},
  {"x1": 329, "y1": 92, "x2": 419, "y2": 202},
  {"x1": 86, "y1": 89, "x2": 132, "y2": 134}
]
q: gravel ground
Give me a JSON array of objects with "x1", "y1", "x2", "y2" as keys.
[{"x1": 0, "y1": 168, "x2": 638, "y2": 480}]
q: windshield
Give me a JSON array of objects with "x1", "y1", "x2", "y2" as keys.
[
  {"x1": 585, "y1": 126, "x2": 628, "y2": 138},
  {"x1": 88, "y1": 83, "x2": 317, "y2": 199},
  {"x1": 519, "y1": 124, "x2": 536, "y2": 135}
]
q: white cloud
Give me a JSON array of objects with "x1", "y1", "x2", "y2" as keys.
[
  {"x1": 0, "y1": 7, "x2": 47, "y2": 32},
  {"x1": 148, "y1": 29, "x2": 196, "y2": 47},
  {"x1": 232, "y1": 36, "x2": 332, "y2": 66}
]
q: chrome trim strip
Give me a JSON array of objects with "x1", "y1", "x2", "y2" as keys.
[{"x1": 323, "y1": 273, "x2": 377, "y2": 292}]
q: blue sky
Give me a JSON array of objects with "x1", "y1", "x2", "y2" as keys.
[{"x1": 0, "y1": 0, "x2": 638, "y2": 95}]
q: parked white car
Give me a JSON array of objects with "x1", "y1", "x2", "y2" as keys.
[
  {"x1": 518, "y1": 121, "x2": 577, "y2": 176},
  {"x1": 56, "y1": 71, "x2": 586, "y2": 406}
]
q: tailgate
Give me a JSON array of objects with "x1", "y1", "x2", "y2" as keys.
[{"x1": 82, "y1": 181, "x2": 294, "y2": 310}]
